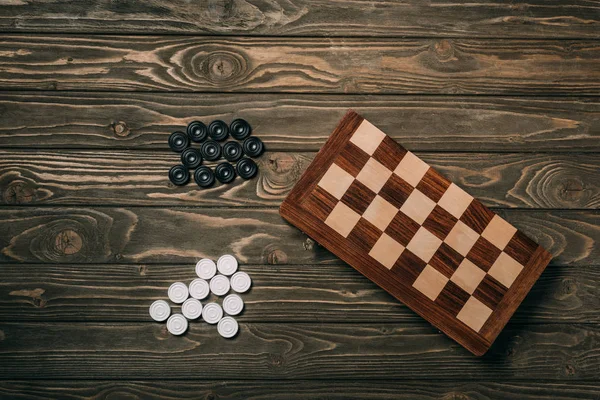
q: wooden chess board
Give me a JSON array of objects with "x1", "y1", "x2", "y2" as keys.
[{"x1": 280, "y1": 110, "x2": 552, "y2": 356}]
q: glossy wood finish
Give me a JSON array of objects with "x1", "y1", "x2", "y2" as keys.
[{"x1": 280, "y1": 111, "x2": 552, "y2": 355}]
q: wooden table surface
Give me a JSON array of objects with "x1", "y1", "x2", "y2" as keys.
[{"x1": 0, "y1": 2, "x2": 599, "y2": 399}]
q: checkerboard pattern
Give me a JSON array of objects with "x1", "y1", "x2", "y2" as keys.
[
  {"x1": 281, "y1": 111, "x2": 552, "y2": 355},
  {"x1": 307, "y1": 119, "x2": 541, "y2": 333}
]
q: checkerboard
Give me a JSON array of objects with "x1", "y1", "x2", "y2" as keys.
[{"x1": 280, "y1": 110, "x2": 552, "y2": 355}]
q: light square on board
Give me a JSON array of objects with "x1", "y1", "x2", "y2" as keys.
[
  {"x1": 406, "y1": 226, "x2": 443, "y2": 263},
  {"x1": 437, "y1": 183, "x2": 473, "y2": 219},
  {"x1": 400, "y1": 189, "x2": 436, "y2": 225},
  {"x1": 413, "y1": 264, "x2": 449, "y2": 301},
  {"x1": 487, "y1": 251, "x2": 523, "y2": 288},
  {"x1": 318, "y1": 163, "x2": 355, "y2": 200},
  {"x1": 362, "y1": 195, "x2": 398, "y2": 231},
  {"x1": 450, "y1": 259, "x2": 486, "y2": 295},
  {"x1": 481, "y1": 215, "x2": 518, "y2": 251},
  {"x1": 369, "y1": 233, "x2": 405, "y2": 269},
  {"x1": 457, "y1": 296, "x2": 493, "y2": 332},
  {"x1": 394, "y1": 151, "x2": 430, "y2": 187},
  {"x1": 349, "y1": 119, "x2": 386, "y2": 155},
  {"x1": 444, "y1": 220, "x2": 480, "y2": 257},
  {"x1": 356, "y1": 157, "x2": 393, "y2": 193},
  {"x1": 325, "y1": 202, "x2": 361, "y2": 238}
]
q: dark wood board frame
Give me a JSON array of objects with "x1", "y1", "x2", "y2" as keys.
[{"x1": 280, "y1": 110, "x2": 552, "y2": 355}]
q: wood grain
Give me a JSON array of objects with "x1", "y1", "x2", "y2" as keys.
[
  {"x1": 0, "y1": 207, "x2": 596, "y2": 266},
  {"x1": 1, "y1": 92, "x2": 598, "y2": 151},
  {"x1": 1, "y1": 0, "x2": 598, "y2": 38},
  {"x1": 279, "y1": 110, "x2": 552, "y2": 355},
  {"x1": 1, "y1": 380, "x2": 600, "y2": 400},
  {"x1": 1, "y1": 150, "x2": 598, "y2": 209},
  {"x1": 1, "y1": 36, "x2": 599, "y2": 94},
  {"x1": 0, "y1": 263, "x2": 596, "y2": 324},
  {"x1": 0, "y1": 322, "x2": 598, "y2": 379}
]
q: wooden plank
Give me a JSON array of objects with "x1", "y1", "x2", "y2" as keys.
[
  {"x1": 0, "y1": 322, "x2": 597, "y2": 379},
  {"x1": 1, "y1": 380, "x2": 599, "y2": 400},
  {"x1": 1, "y1": 92, "x2": 598, "y2": 152},
  {"x1": 1, "y1": 150, "x2": 598, "y2": 209},
  {"x1": 1, "y1": 36, "x2": 599, "y2": 95},
  {"x1": 0, "y1": 264, "x2": 596, "y2": 324},
  {"x1": 1, "y1": 0, "x2": 598, "y2": 39},
  {"x1": 0, "y1": 207, "x2": 596, "y2": 266}
]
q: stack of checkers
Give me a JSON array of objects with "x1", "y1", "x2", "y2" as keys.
[
  {"x1": 280, "y1": 110, "x2": 552, "y2": 356},
  {"x1": 168, "y1": 119, "x2": 265, "y2": 188},
  {"x1": 148, "y1": 255, "x2": 252, "y2": 338}
]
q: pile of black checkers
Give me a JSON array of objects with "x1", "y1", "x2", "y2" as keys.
[{"x1": 168, "y1": 119, "x2": 264, "y2": 188}]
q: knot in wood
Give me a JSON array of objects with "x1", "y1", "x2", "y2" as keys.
[
  {"x1": 559, "y1": 178, "x2": 584, "y2": 202},
  {"x1": 267, "y1": 353, "x2": 285, "y2": 369},
  {"x1": 266, "y1": 248, "x2": 288, "y2": 265},
  {"x1": 3, "y1": 180, "x2": 34, "y2": 204},
  {"x1": 199, "y1": 51, "x2": 247, "y2": 84},
  {"x1": 54, "y1": 229, "x2": 83, "y2": 255},
  {"x1": 111, "y1": 120, "x2": 130, "y2": 137},
  {"x1": 557, "y1": 278, "x2": 577, "y2": 299},
  {"x1": 564, "y1": 363, "x2": 576, "y2": 376},
  {"x1": 433, "y1": 39, "x2": 455, "y2": 61},
  {"x1": 268, "y1": 153, "x2": 296, "y2": 173}
]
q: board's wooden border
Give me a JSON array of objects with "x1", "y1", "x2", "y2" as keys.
[{"x1": 280, "y1": 110, "x2": 552, "y2": 355}]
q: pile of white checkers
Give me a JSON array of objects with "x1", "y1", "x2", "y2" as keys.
[{"x1": 148, "y1": 254, "x2": 252, "y2": 338}]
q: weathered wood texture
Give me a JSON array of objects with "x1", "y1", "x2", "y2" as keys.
[
  {"x1": 1, "y1": 93, "x2": 598, "y2": 152},
  {"x1": 1, "y1": 0, "x2": 598, "y2": 39},
  {"x1": 0, "y1": 264, "x2": 595, "y2": 324},
  {"x1": 1, "y1": 150, "x2": 598, "y2": 209},
  {"x1": 0, "y1": 322, "x2": 597, "y2": 379},
  {"x1": 1, "y1": 36, "x2": 599, "y2": 94},
  {"x1": 2, "y1": 380, "x2": 600, "y2": 400},
  {"x1": 0, "y1": 207, "x2": 597, "y2": 266}
]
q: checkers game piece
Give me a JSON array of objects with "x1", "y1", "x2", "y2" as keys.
[
  {"x1": 230, "y1": 271, "x2": 251, "y2": 293},
  {"x1": 223, "y1": 294, "x2": 244, "y2": 316},
  {"x1": 280, "y1": 110, "x2": 552, "y2": 356},
  {"x1": 167, "y1": 314, "x2": 188, "y2": 335},
  {"x1": 210, "y1": 274, "x2": 231, "y2": 296},
  {"x1": 168, "y1": 282, "x2": 189, "y2": 304},
  {"x1": 182, "y1": 298, "x2": 203, "y2": 320},
  {"x1": 149, "y1": 300, "x2": 171, "y2": 322},
  {"x1": 203, "y1": 303, "x2": 224, "y2": 324},
  {"x1": 196, "y1": 259, "x2": 217, "y2": 280},
  {"x1": 218, "y1": 316, "x2": 239, "y2": 338},
  {"x1": 217, "y1": 254, "x2": 238, "y2": 276},
  {"x1": 189, "y1": 278, "x2": 210, "y2": 300}
]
